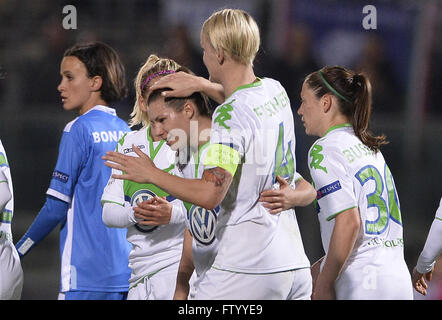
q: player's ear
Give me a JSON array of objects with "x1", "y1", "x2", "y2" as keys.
[
  {"x1": 139, "y1": 95, "x2": 147, "y2": 112},
  {"x1": 217, "y1": 48, "x2": 225, "y2": 65},
  {"x1": 183, "y1": 101, "x2": 195, "y2": 120},
  {"x1": 321, "y1": 94, "x2": 333, "y2": 113},
  {"x1": 90, "y1": 75, "x2": 103, "y2": 92}
]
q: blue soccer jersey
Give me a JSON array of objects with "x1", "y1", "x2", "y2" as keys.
[{"x1": 46, "y1": 105, "x2": 132, "y2": 292}]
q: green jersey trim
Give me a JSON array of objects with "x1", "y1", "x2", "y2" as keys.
[
  {"x1": 224, "y1": 77, "x2": 262, "y2": 101},
  {"x1": 147, "y1": 125, "x2": 165, "y2": 161},
  {"x1": 100, "y1": 200, "x2": 125, "y2": 207},
  {"x1": 323, "y1": 123, "x2": 352, "y2": 137},
  {"x1": 326, "y1": 205, "x2": 358, "y2": 221},
  {"x1": 435, "y1": 216, "x2": 442, "y2": 221}
]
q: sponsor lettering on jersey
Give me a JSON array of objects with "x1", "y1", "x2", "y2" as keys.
[
  {"x1": 123, "y1": 145, "x2": 145, "y2": 154},
  {"x1": 92, "y1": 130, "x2": 126, "y2": 143},
  {"x1": 316, "y1": 180, "x2": 341, "y2": 199},
  {"x1": 52, "y1": 170, "x2": 69, "y2": 183}
]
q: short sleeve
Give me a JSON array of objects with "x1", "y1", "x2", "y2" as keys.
[
  {"x1": 309, "y1": 143, "x2": 357, "y2": 220},
  {"x1": 101, "y1": 141, "x2": 125, "y2": 206},
  {"x1": 210, "y1": 98, "x2": 246, "y2": 158}
]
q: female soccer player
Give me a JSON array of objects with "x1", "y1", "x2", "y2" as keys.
[
  {"x1": 412, "y1": 196, "x2": 442, "y2": 296},
  {"x1": 0, "y1": 138, "x2": 23, "y2": 299},
  {"x1": 104, "y1": 9, "x2": 315, "y2": 300},
  {"x1": 138, "y1": 68, "x2": 218, "y2": 300},
  {"x1": 298, "y1": 66, "x2": 413, "y2": 299},
  {"x1": 15, "y1": 42, "x2": 132, "y2": 300},
  {"x1": 101, "y1": 54, "x2": 187, "y2": 300}
]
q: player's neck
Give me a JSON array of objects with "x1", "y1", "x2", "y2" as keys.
[
  {"x1": 79, "y1": 95, "x2": 107, "y2": 115},
  {"x1": 221, "y1": 63, "x2": 256, "y2": 99}
]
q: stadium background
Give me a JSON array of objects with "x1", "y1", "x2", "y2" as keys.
[{"x1": 0, "y1": 0, "x2": 440, "y2": 299}]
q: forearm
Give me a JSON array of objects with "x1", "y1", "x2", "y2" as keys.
[
  {"x1": 416, "y1": 218, "x2": 442, "y2": 273},
  {"x1": 319, "y1": 209, "x2": 360, "y2": 285},
  {"x1": 15, "y1": 196, "x2": 68, "y2": 256},
  {"x1": 151, "y1": 168, "x2": 224, "y2": 210},
  {"x1": 199, "y1": 77, "x2": 225, "y2": 104},
  {"x1": 293, "y1": 178, "x2": 317, "y2": 207},
  {"x1": 102, "y1": 202, "x2": 137, "y2": 228},
  {"x1": 174, "y1": 229, "x2": 195, "y2": 299}
]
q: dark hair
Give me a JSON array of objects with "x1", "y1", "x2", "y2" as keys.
[
  {"x1": 64, "y1": 41, "x2": 128, "y2": 103},
  {"x1": 305, "y1": 66, "x2": 387, "y2": 152},
  {"x1": 147, "y1": 67, "x2": 212, "y2": 119}
]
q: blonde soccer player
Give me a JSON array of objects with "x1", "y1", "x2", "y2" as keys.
[
  {"x1": 134, "y1": 68, "x2": 217, "y2": 300},
  {"x1": 103, "y1": 9, "x2": 316, "y2": 300},
  {"x1": 0, "y1": 138, "x2": 23, "y2": 300},
  {"x1": 101, "y1": 55, "x2": 188, "y2": 300},
  {"x1": 298, "y1": 66, "x2": 413, "y2": 300}
]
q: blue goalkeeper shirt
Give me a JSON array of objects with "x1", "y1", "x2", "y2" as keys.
[{"x1": 17, "y1": 105, "x2": 131, "y2": 293}]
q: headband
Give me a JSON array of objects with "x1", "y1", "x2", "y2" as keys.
[
  {"x1": 141, "y1": 70, "x2": 176, "y2": 91},
  {"x1": 318, "y1": 70, "x2": 350, "y2": 103}
]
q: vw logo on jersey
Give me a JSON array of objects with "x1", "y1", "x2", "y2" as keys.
[
  {"x1": 130, "y1": 189, "x2": 158, "y2": 233},
  {"x1": 189, "y1": 205, "x2": 218, "y2": 245}
]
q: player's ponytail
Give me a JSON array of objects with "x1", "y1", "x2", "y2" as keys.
[
  {"x1": 130, "y1": 55, "x2": 181, "y2": 128},
  {"x1": 305, "y1": 66, "x2": 387, "y2": 153}
]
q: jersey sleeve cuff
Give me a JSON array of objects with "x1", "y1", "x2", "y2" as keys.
[
  {"x1": 46, "y1": 188, "x2": 71, "y2": 204},
  {"x1": 326, "y1": 205, "x2": 358, "y2": 221}
]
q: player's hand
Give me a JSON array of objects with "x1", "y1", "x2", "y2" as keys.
[
  {"x1": 103, "y1": 144, "x2": 157, "y2": 184},
  {"x1": 312, "y1": 276, "x2": 336, "y2": 300},
  {"x1": 259, "y1": 175, "x2": 295, "y2": 214},
  {"x1": 149, "y1": 71, "x2": 202, "y2": 98},
  {"x1": 134, "y1": 196, "x2": 173, "y2": 226},
  {"x1": 412, "y1": 266, "x2": 433, "y2": 296}
]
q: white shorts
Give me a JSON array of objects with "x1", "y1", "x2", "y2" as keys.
[
  {"x1": 195, "y1": 267, "x2": 312, "y2": 300},
  {"x1": 0, "y1": 236, "x2": 24, "y2": 300},
  {"x1": 335, "y1": 262, "x2": 413, "y2": 300},
  {"x1": 127, "y1": 263, "x2": 179, "y2": 300}
]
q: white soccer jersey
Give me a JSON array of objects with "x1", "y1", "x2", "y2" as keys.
[
  {"x1": 0, "y1": 139, "x2": 23, "y2": 300},
  {"x1": 309, "y1": 124, "x2": 412, "y2": 299},
  {"x1": 101, "y1": 126, "x2": 185, "y2": 286},
  {"x1": 175, "y1": 142, "x2": 219, "y2": 279},
  {"x1": 416, "y1": 196, "x2": 442, "y2": 274},
  {"x1": 205, "y1": 77, "x2": 310, "y2": 273},
  {"x1": 0, "y1": 139, "x2": 13, "y2": 239}
]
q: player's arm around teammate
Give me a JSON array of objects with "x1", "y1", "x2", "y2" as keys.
[
  {"x1": 259, "y1": 174, "x2": 316, "y2": 214},
  {"x1": 412, "y1": 196, "x2": 442, "y2": 296}
]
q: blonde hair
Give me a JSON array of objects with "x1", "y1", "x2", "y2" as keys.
[
  {"x1": 130, "y1": 54, "x2": 182, "y2": 127},
  {"x1": 202, "y1": 8, "x2": 260, "y2": 66}
]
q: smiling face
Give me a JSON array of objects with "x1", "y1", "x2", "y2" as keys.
[
  {"x1": 147, "y1": 97, "x2": 190, "y2": 151},
  {"x1": 57, "y1": 56, "x2": 97, "y2": 114},
  {"x1": 297, "y1": 81, "x2": 325, "y2": 137}
]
